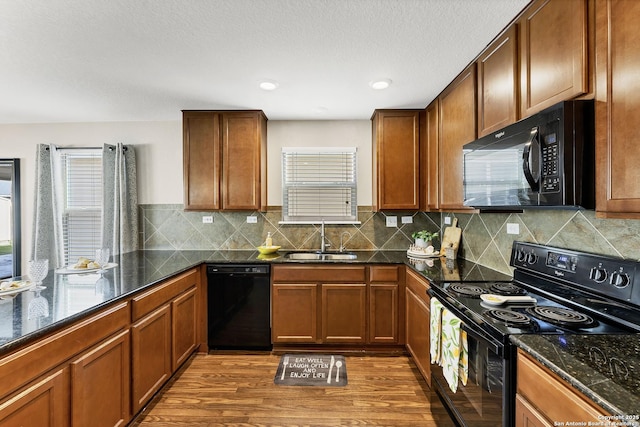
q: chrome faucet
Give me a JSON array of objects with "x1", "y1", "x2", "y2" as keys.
[
  {"x1": 339, "y1": 231, "x2": 351, "y2": 252},
  {"x1": 320, "y1": 220, "x2": 331, "y2": 252}
]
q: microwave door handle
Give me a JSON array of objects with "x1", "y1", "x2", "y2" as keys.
[{"x1": 522, "y1": 127, "x2": 540, "y2": 192}]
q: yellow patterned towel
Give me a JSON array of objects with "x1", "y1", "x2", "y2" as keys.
[
  {"x1": 441, "y1": 308, "x2": 462, "y2": 392},
  {"x1": 459, "y1": 330, "x2": 468, "y2": 386},
  {"x1": 430, "y1": 298, "x2": 444, "y2": 364}
]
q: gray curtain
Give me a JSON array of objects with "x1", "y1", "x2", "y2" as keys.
[
  {"x1": 101, "y1": 143, "x2": 138, "y2": 255},
  {"x1": 31, "y1": 144, "x2": 65, "y2": 268}
]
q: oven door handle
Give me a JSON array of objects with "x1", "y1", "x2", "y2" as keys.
[{"x1": 428, "y1": 288, "x2": 504, "y2": 357}]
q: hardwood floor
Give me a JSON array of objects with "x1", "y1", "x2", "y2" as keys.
[{"x1": 130, "y1": 353, "x2": 456, "y2": 426}]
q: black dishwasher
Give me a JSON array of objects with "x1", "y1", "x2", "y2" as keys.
[{"x1": 207, "y1": 264, "x2": 271, "y2": 350}]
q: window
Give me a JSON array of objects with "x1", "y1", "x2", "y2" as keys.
[
  {"x1": 60, "y1": 149, "x2": 102, "y2": 266},
  {"x1": 281, "y1": 147, "x2": 357, "y2": 223}
]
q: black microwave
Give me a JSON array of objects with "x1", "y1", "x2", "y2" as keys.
[{"x1": 463, "y1": 100, "x2": 594, "y2": 210}]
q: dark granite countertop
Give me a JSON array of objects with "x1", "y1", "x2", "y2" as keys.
[
  {"x1": 511, "y1": 334, "x2": 640, "y2": 417},
  {"x1": 0, "y1": 248, "x2": 509, "y2": 357}
]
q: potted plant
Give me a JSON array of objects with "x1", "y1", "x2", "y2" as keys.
[{"x1": 411, "y1": 230, "x2": 439, "y2": 248}]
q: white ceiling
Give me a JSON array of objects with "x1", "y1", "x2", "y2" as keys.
[{"x1": 1, "y1": 0, "x2": 530, "y2": 123}]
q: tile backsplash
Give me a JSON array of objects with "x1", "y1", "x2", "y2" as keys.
[{"x1": 140, "y1": 204, "x2": 640, "y2": 276}]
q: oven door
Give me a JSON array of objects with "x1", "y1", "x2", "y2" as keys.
[{"x1": 430, "y1": 292, "x2": 513, "y2": 427}]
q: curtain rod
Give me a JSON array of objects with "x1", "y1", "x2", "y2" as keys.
[{"x1": 45, "y1": 145, "x2": 128, "y2": 151}]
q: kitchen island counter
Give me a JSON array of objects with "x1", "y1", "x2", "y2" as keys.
[{"x1": 511, "y1": 334, "x2": 640, "y2": 418}]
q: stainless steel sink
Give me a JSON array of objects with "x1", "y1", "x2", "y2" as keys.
[{"x1": 285, "y1": 252, "x2": 357, "y2": 261}]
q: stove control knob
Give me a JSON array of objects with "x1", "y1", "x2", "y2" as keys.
[
  {"x1": 516, "y1": 250, "x2": 526, "y2": 263},
  {"x1": 589, "y1": 267, "x2": 608, "y2": 283},
  {"x1": 526, "y1": 252, "x2": 537, "y2": 264},
  {"x1": 610, "y1": 272, "x2": 630, "y2": 288}
]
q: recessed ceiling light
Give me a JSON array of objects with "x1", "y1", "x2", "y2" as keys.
[
  {"x1": 370, "y1": 79, "x2": 392, "y2": 90},
  {"x1": 259, "y1": 80, "x2": 279, "y2": 91}
]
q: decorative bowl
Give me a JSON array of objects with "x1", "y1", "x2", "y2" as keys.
[{"x1": 257, "y1": 245, "x2": 281, "y2": 255}]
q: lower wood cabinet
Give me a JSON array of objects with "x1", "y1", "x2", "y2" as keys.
[
  {"x1": 516, "y1": 349, "x2": 609, "y2": 426},
  {"x1": 272, "y1": 265, "x2": 402, "y2": 348},
  {"x1": 71, "y1": 329, "x2": 131, "y2": 427},
  {"x1": 0, "y1": 368, "x2": 69, "y2": 427},
  {"x1": 172, "y1": 287, "x2": 198, "y2": 371},
  {"x1": 131, "y1": 304, "x2": 172, "y2": 413},
  {"x1": 405, "y1": 268, "x2": 431, "y2": 383}
]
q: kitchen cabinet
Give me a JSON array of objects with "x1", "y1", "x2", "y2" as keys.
[
  {"x1": 516, "y1": 349, "x2": 609, "y2": 426},
  {"x1": 272, "y1": 265, "x2": 402, "y2": 349},
  {"x1": 369, "y1": 266, "x2": 401, "y2": 344},
  {"x1": 131, "y1": 269, "x2": 198, "y2": 413},
  {"x1": 519, "y1": 0, "x2": 589, "y2": 117},
  {"x1": 0, "y1": 368, "x2": 69, "y2": 427},
  {"x1": 70, "y1": 330, "x2": 131, "y2": 427},
  {"x1": 372, "y1": 110, "x2": 421, "y2": 211},
  {"x1": 404, "y1": 268, "x2": 431, "y2": 383},
  {"x1": 322, "y1": 283, "x2": 367, "y2": 344},
  {"x1": 477, "y1": 25, "x2": 519, "y2": 137},
  {"x1": 421, "y1": 100, "x2": 439, "y2": 211},
  {"x1": 438, "y1": 64, "x2": 477, "y2": 210},
  {"x1": 595, "y1": 0, "x2": 640, "y2": 218},
  {"x1": 183, "y1": 110, "x2": 267, "y2": 211}
]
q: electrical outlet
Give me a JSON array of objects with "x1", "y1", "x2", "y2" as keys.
[
  {"x1": 386, "y1": 216, "x2": 398, "y2": 227},
  {"x1": 246, "y1": 216, "x2": 258, "y2": 224},
  {"x1": 444, "y1": 216, "x2": 452, "y2": 225},
  {"x1": 507, "y1": 223, "x2": 520, "y2": 234},
  {"x1": 401, "y1": 216, "x2": 413, "y2": 224},
  {"x1": 202, "y1": 215, "x2": 213, "y2": 224}
]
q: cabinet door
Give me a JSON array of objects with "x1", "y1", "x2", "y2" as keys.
[
  {"x1": 515, "y1": 394, "x2": 553, "y2": 427},
  {"x1": 439, "y1": 64, "x2": 477, "y2": 210},
  {"x1": 221, "y1": 112, "x2": 267, "y2": 210},
  {"x1": 369, "y1": 284, "x2": 398, "y2": 344},
  {"x1": 183, "y1": 111, "x2": 221, "y2": 210},
  {"x1": 172, "y1": 287, "x2": 198, "y2": 372},
  {"x1": 131, "y1": 304, "x2": 172, "y2": 414},
  {"x1": 0, "y1": 368, "x2": 69, "y2": 427},
  {"x1": 477, "y1": 25, "x2": 518, "y2": 136},
  {"x1": 372, "y1": 110, "x2": 420, "y2": 210},
  {"x1": 423, "y1": 100, "x2": 440, "y2": 211},
  {"x1": 272, "y1": 284, "x2": 318, "y2": 343},
  {"x1": 71, "y1": 329, "x2": 130, "y2": 427},
  {"x1": 405, "y1": 287, "x2": 431, "y2": 384},
  {"x1": 595, "y1": 0, "x2": 640, "y2": 216},
  {"x1": 519, "y1": 0, "x2": 588, "y2": 117},
  {"x1": 321, "y1": 284, "x2": 366, "y2": 344}
]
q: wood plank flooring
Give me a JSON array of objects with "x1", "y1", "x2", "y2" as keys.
[{"x1": 130, "y1": 353, "x2": 456, "y2": 427}]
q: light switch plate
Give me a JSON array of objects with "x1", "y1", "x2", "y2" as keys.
[
  {"x1": 386, "y1": 216, "x2": 398, "y2": 227},
  {"x1": 444, "y1": 216, "x2": 452, "y2": 225},
  {"x1": 507, "y1": 223, "x2": 520, "y2": 234},
  {"x1": 401, "y1": 216, "x2": 413, "y2": 224},
  {"x1": 202, "y1": 215, "x2": 213, "y2": 224},
  {"x1": 246, "y1": 216, "x2": 258, "y2": 224}
]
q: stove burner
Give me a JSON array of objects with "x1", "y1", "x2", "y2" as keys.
[
  {"x1": 484, "y1": 308, "x2": 533, "y2": 327},
  {"x1": 489, "y1": 282, "x2": 527, "y2": 296},
  {"x1": 448, "y1": 284, "x2": 488, "y2": 298},
  {"x1": 526, "y1": 306, "x2": 597, "y2": 329}
]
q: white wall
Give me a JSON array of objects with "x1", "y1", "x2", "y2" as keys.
[{"x1": 0, "y1": 119, "x2": 372, "y2": 269}]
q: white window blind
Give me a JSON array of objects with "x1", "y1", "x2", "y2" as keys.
[
  {"x1": 282, "y1": 147, "x2": 357, "y2": 223},
  {"x1": 60, "y1": 149, "x2": 102, "y2": 265}
]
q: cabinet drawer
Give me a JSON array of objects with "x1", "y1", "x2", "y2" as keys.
[
  {"x1": 132, "y1": 269, "x2": 198, "y2": 321},
  {"x1": 406, "y1": 268, "x2": 430, "y2": 305},
  {"x1": 272, "y1": 265, "x2": 366, "y2": 282},
  {"x1": 517, "y1": 350, "x2": 608, "y2": 423},
  {"x1": 369, "y1": 265, "x2": 399, "y2": 283}
]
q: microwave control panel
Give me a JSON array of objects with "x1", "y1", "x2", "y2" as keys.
[{"x1": 541, "y1": 132, "x2": 560, "y2": 193}]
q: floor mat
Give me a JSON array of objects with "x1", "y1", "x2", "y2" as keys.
[{"x1": 274, "y1": 354, "x2": 347, "y2": 386}]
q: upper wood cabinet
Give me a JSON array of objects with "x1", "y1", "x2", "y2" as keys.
[
  {"x1": 183, "y1": 110, "x2": 267, "y2": 211},
  {"x1": 421, "y1": 100, "x2": 440, "y2": 211},
  {"x1": 519, "y1": 0, "x2": 589, "y2": 117},
  {"x1": 438, "y1": 64, "x2": 477, "y2": 211},
  {"x1": 595, "y1": 0, "x2": 640, "y2": 218},
  {"x1": 477, "y1": 25, "x2": 519, "y2": 137},
  {"x1": 372, "y1": 110, "x2": 421, "y2": 211}
]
